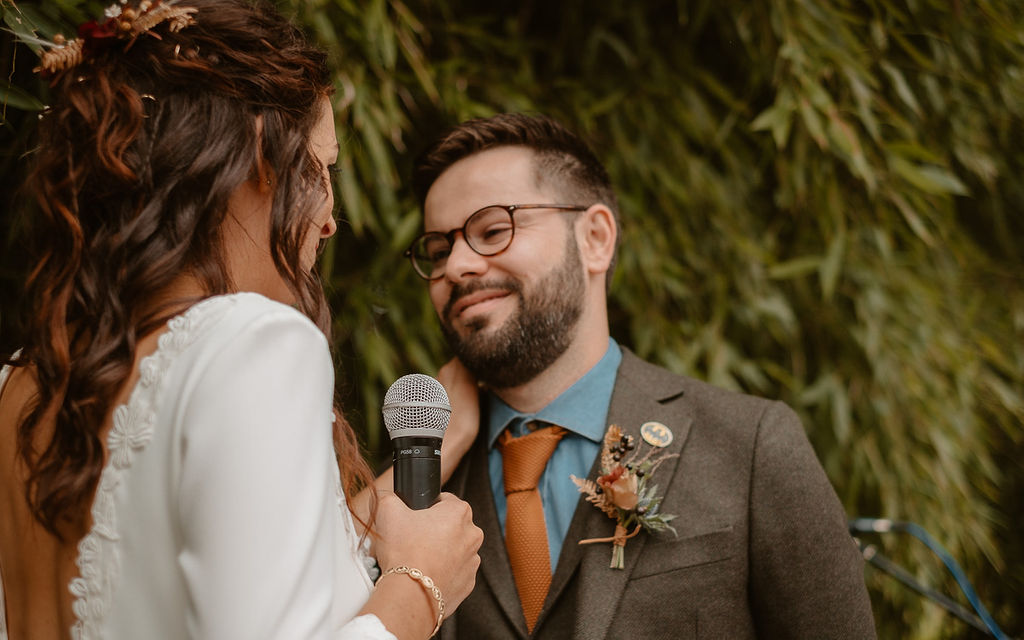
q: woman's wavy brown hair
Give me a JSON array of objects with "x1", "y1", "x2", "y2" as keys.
[{"x1": 3, "y1": 0, "x2": 374, "y2": 537}]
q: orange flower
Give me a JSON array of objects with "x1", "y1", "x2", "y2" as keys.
[{"x1": 597, "y1": 466, "x2": 639, "y2": 510}]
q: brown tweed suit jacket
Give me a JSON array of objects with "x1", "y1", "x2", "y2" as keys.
[{"x1": 440, "y1": 349, "x2": 877, "y2": 639}]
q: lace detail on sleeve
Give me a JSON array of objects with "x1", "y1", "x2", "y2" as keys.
[
  {"x1": 332, "y1": 457, "x2": 379, "y2": 584},
  {"x1": 68, "y1": 296, "x2": 234, "y2": 640}
]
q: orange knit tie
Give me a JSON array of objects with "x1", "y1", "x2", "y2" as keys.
[{"x1": 498, "y1": 423, "x2": 568, "y2": 632}]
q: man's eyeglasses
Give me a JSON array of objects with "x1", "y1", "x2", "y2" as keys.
[{"x1": 404, "y1": 204, "x2": 588, "y2": 281}]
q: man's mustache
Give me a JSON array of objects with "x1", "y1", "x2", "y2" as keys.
[{"x1": 442, "y1": 279, "x2": 521, "y2": 323}]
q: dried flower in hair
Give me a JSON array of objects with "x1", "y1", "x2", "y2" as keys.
[
  {"x1": 130, "y1": 3, "x2": 197, "y2": 35},
  {"x1": 37, "y1": 39, "x2": 84, "y2": 75},
  {"x1": 32, "y1": 0, "x2": 198, "y2": 76},
  {"x1": 78, "y1": 19, "x2": 120, "y2": 56}
]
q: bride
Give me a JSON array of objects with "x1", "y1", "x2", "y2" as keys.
[{"x1": 0, "y1": 1, "x2": 481, "y2": 638}]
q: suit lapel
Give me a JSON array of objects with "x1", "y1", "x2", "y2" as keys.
[
  {"x1": 460, "y1": 433, "x2": 530, "y2": 636},
  {"x1": 542, "y1": 350, "x2": 693, "y2": 639}
]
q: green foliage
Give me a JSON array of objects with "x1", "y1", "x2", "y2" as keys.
[{"x1": 2, "y1": 0, "x2": 1022, "y2": 636}]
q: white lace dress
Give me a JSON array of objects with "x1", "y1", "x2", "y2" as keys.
[{"x1": 0, "y1": 293, "x2": 394, "y2": 639}]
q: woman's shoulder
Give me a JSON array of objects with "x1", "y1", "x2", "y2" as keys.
[
  {"x1": 186, "y1": 292, "x2": 315, "y2": 327},
  {"x1": 171, "y1": 292, "x2": 324, "y2": 348},
  {"x1": 146, "y1": 292, "x2": 329, "y2": 393}
]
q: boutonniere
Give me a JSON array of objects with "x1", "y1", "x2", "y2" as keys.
[{"x1": 571, "y1": 424, "x2": 678, "y2": 569}]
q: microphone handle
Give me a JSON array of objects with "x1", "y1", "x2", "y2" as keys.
[{"x1": 392, "y1": 436, "x2": 442, "y2": 510}]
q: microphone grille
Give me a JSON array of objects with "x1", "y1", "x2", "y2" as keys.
[{"x1": 382, "y1": 373, "x2": 451, "y2": 438}]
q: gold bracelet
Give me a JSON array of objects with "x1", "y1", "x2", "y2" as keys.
[{"x1": 380, "y1": 565, "x2": 445, "y2": 638}]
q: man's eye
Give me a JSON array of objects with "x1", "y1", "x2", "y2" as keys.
[
  {"x1": 427, "y1": 247, "x2": 451, "y2": 262},
  {"x1": 479, "y1": 225, "x2": 512, "y2": 243},
  {"x1": 421, "y1": 237, "x2": 451, "y2": 262}
]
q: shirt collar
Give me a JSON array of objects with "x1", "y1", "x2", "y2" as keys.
[{"x1": 486, "y1": 338, "x2": 622, "y2": 449}]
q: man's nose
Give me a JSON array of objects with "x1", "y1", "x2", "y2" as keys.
[{"x1": 443, "y1": 233, "x2": 489, "y2": 282}]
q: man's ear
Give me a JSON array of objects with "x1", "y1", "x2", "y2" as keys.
[{"x1": 577, "y1": 204, "x2": 617, "y2": 275}]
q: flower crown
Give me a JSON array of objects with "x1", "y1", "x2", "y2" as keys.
[{"x1": 35, "y1": 0, "x2": 197, "y2": 75}]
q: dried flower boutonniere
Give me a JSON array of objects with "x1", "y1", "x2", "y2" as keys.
[{"x1": 571, "y1": 424, "x2": 679, "y2": 569}]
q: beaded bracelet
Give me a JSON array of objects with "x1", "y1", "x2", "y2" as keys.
[{"x1": 380, "y1": 565, "x2": 445, "y2": 638}]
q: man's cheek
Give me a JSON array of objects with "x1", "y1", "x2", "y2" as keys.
[{"x1": 435, "y1": 296, "x2": 447, "y2": 317}]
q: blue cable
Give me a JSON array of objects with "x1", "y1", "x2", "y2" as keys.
[{"x1": 849, "y1": 518, "x2": 1010, "y2": 640}]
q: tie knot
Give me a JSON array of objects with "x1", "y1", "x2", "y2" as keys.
[{"x1": 499, "y1": 424, "x2": 567, "y2": 494}]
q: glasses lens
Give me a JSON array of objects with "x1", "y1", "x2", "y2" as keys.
[
  {"x1": 412, "y1": 233, "x2": 451, "y2": 279},
  {"x1": 465, "y1": 206, "x2": 514, "y2": 256}
]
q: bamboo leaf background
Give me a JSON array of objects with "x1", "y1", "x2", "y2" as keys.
[{"x1": 1, "y1": 1, "x2": 1022, "y2": 637}]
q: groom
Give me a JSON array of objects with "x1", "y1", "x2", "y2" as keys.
[{"x1": 405, "y1": 112, "x2": 876, "y2": 639}]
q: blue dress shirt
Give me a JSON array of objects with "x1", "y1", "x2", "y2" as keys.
[{"x1": 486, "y1": 338, "x2": 622, "y2": 571}]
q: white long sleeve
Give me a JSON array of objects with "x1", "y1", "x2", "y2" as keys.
[
  {"x1": 55, "y1": 293, "x2": 394, "y2": 640},
  {"x1": 177, "y1": 305, "x2": 340, "y2": 637}
]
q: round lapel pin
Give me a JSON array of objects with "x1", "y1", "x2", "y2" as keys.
[{"x1": 640, "y1": 421, "x2": 672, "y2": 448}]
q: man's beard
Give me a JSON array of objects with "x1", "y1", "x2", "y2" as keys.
[{"x1": 440, "y1": 236, "x2": 585, "y2": 389}]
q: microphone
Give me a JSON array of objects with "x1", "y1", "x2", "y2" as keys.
[{"x1": 382, "y1": 374, "x2": 451, "y2": 509}]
